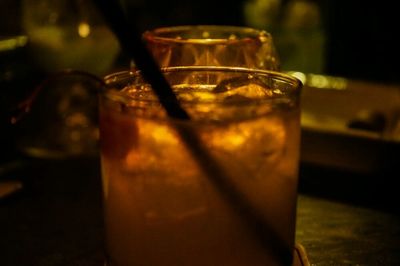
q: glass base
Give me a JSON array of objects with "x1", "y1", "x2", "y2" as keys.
[
  {"x1": 104, "y1": 243, "x2": 309, "y2": 266},
  {"x1": 294, "y1": 243, "x2": 310, "y2": 266}
]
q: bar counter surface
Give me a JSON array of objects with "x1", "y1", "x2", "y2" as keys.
[{"x1": 1, "y1": 158, "x2": 400, "y2": 265}]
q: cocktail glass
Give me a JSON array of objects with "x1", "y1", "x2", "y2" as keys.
[{"x1": 99, "y1": 66, "x2": 301, "y2": 265}]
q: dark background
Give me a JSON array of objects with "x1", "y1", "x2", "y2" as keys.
[{"x1": 0, "y1": 0, "x2": 399, "y2": 83}]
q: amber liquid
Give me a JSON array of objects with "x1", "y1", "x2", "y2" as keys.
[{"x1": 99, "y1": 88, "x2": 300, "y2": 266}]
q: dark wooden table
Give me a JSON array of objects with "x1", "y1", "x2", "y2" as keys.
[{"x1": 1, "y1": 158, "x2": 400, "y2": 265}]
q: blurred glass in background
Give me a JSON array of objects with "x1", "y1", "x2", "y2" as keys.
[
  {"x1": 15, "y1": 71, "x2": 102, "y2": 159},
  {"x1": 21, "y1": 0, "x2": 120, "y2": 75},
  {"x1": 4, "y1": 0, "x2": 121, "y2": 159},
  {"x1": 244, "y1": 0, "x2": 326, "y2": 74},
  {"x1": 143, "y1": 25, "x2": 280, "y2": 70}
]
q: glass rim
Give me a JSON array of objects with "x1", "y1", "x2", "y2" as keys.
[
  {"x1": 105, "y1": 66, "x2": 301, "y2": 87},
  {"x1": 142, "y1": 25, "x2": 273, "y2": 45},
  {"x1": 103, "y1": 66, "x2": 302, "y2": 105}
]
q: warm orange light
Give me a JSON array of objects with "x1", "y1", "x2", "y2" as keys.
[{"x1": 78, "y1": 22, "x2": 91, "y2": 38}]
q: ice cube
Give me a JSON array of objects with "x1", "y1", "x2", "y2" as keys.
[
  {"x1": 124, "y1": 120, "x2": 199, "y2": 186},
  {"x1": 122, "y1": 85, "x2": 158, "y2": 101},
  {"x1": 204, "y1": 115, "x2": 286, "y2": 175},
  {"x1": 212, "y1": 75, "x2": 274, "y2": 102}
]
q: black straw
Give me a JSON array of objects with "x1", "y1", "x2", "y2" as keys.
[
  {"x1": 94, "y1": 1, "x2": 293, "y2": 264},
  {"x1": 94, "y1": 1, "x2": 189, "y2": 120}
]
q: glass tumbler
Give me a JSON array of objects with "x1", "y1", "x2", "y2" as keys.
[
  {"x1": 142, "y1": 25, "x2": 280, "y2": 70},
  {"x1": 99, "y1": 66, "x2": 302, "y2": 266}
]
